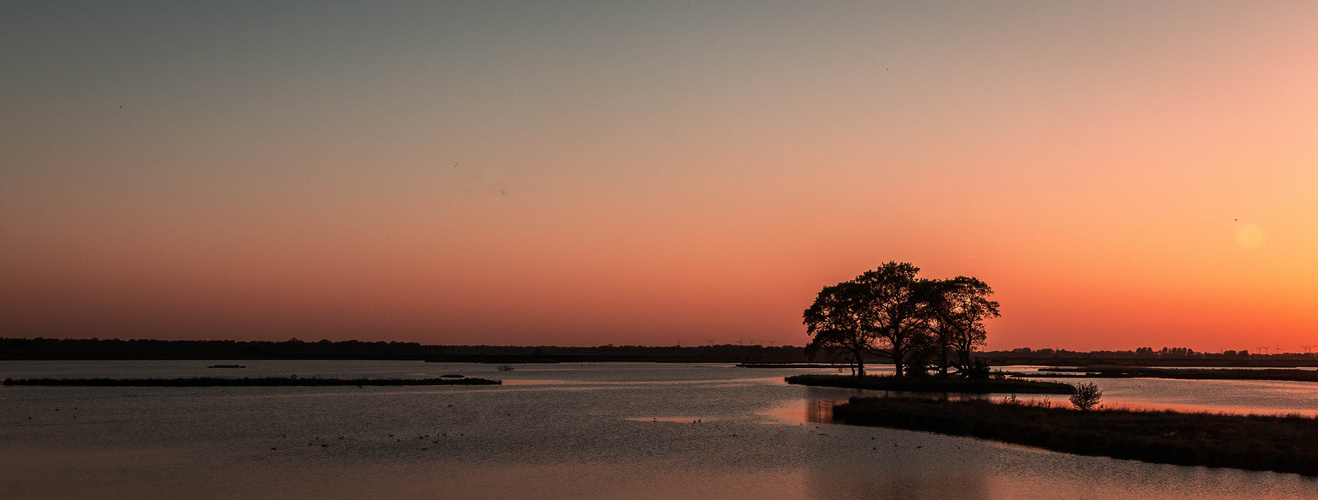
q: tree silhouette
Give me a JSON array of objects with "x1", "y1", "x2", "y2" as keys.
[
  {"x1": 803, "y1": 280, "x2": 875, "y2": 376},
  {"x1": 926, "y1": 276, "x2": 1000, "y2": 376},
  {"x1": 853, "y1": 263, "x2": 929, "y2": 378},
  {"x1": 804, "y1": 262, "x2": 997, "y2": 378},
  {"x1": 804, "y1": 262, "x2": 932, "y2": 377},
  {"x1": 1070, "y1": 382, "x2": 1103, "y2": 411}
]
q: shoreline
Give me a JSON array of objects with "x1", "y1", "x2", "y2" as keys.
[{"x1": 1017, "y1": 367, "x2": 1318, "y2": 382}]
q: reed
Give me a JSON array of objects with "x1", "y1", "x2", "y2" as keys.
[{"x1": 833, "y1": 396, "x2": 1318, "y2": 476}]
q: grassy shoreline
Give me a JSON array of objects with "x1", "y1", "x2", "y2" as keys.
[
  {"x1": 785, "y1": 374, "x2": 1074, "y2": 394},
  {"x1": 833, "y1": 396, "x2": 1318, "y2": 476},
  {"x1": 1, "y1": 377, "x2": 502, "y2": 387}
]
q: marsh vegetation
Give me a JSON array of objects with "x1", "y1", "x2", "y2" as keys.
[{"x1": 833, "y1": 396, "x2": 1318, "y2": 476}]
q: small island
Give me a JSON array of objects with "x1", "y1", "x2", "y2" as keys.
[
  {"x1": 832, "y1": 396, "x2": 1318, "y2": 477},
  {"x1": 2, "y1": 377, "x2": 502, "y2": 387},
  {"x1": 791, "y1": 263, "x2": 1035, "y2": 392},
  {"x1": 786, "y1": 373, "x2": 1073, "y2": 394}
]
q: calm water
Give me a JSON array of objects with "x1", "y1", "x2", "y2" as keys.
[{"x1": 2, "y1": 361, "x2": 1316, "y2": 499}]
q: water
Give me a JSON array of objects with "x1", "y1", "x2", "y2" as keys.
[{"x1": 2, "y1": 361, "x2": 1316, "y2": 499}]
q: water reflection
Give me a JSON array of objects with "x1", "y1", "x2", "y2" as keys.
[
  {"x1": 782, "y1": 390, "x2": 994, "y2": 499},
  {"x1": 770, "y1": 389, "x2": 1055, "y2": 426},
  {"x1": 803, "y1": 397, "x2": 845, "y2": 424},
  {"x1": 806, "y1": 462, "x2": 990, "y2": 500}
]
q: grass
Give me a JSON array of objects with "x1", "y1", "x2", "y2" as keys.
[
  {"x1": 785, "y1": 374, "x2": 1075, "y2": 394},
  {"x1": 2, "y1": 377, "x2": 502, "y2": 387},
  {"x1": 833, "y1": 396, "x2": 1318, "y2": 476}
]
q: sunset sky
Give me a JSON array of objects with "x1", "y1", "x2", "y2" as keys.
[{"x1": 3, "y1": 2, "x2": 1316, "y2": 351}]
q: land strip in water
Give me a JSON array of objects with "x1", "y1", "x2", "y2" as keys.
[
  {"x1": 785, "y1": 374, "x2": 1074, "y2": 394},
  {"x1": 737, "y1": 362, "x2": 856, "y2": 368},
  {"x1": 1, "y1": 377, "x2": 502, "y2": 387},
  {"x1": 1016, "y1": 367, "x2": 1318, "y2": 382},
  {"x1": 832, "y1": 396, "x2": 1318, "y2": 476}
]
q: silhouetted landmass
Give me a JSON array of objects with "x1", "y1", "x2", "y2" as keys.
[
  {"x1": 1023, "y1": 367, "x2": 1318, "y2": 382},
  {"x1": 0, "y1": 338, "x2": 812, "y2": 363},
  {"x1": 980, "y1": 347, "x2": 1318, "y2": 367},
  {"x1": 784, "y1": 374, "x2": 1074, "y2": 394},
  {"x1": 1, "y1": 377, "x2": 501, "y2": 387},
  {"x1": 832, "y1": 397, "x2": 1318, "y2": 477},
  {"x1": 11, "y1": 337, "x2": 1318, "y2": 366},
  {"x1": 0, "y1": 338, "x2": 434, "y2": 360},
  {"x1": 421, "y1": 345, "x2": 814, "y2": 363},
  {"x1": 737, "y1": 363, "x2": 856, "y2": 368}
]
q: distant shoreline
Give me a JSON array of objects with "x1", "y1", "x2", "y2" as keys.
[
  {"x1": 833, "y1": 396, "x2": 1318, "y2": 477},
  {"x1": 1014, "y1": 366, "x2": 1318, "y2": 383},
  {"x1": 736, "y1": 362, "x2": 856, "y2": 369},
  {"x1": 1, "y1": 377, "x2": 502, "y2": 387},
  {"x1": 6, "y1": 338, "x2": 1318, "y2": 367}
]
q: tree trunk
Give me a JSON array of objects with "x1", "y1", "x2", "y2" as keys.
[
  {"x1": 939, "y1": 345, "x2": 949, "y2": 376},
  {"x1": 854, "y1": 349, "x2": 866, "y2": 378}
]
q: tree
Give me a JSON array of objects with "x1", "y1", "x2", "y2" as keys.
[
  {"x1": 852, "y1": 263, "x2": 930, "y2": 378},
  {"x1": 804, "y1": 262, "x2": 931, "y2": 377},
  {"x1": 803, "y1": 280, "x2": 874, "y2": 377},
  {"x1": 925, "y1": 276, "x2": 1000, "y2": 376}
]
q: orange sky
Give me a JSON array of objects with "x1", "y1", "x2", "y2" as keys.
[{"x1": 2, "y1": 2, "x2": 1316, "y2": 350}]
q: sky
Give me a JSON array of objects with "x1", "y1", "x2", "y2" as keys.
[{"x1": 2, "y1": 1, "x2": 1317, "y2": 351}]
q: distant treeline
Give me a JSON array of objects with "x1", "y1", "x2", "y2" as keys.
[
  {"x1": 9, "y1": 338, "x2": 1311, "y2": 366},
  {"x1": 0, "y1": 338, "x2": 432, "y2": 360},
  {"x1": 980, "y1": 347, "x2": 1318, "y2": 367},
  {"x1": 1036, "y1": 367, "x2": 1318, "y2": 382},
  {"x1": 0, "y1": 337, "x2": 813, "y2": 363},
  {"x1": 2, "y1": 376, "x2": 502, "y2": 387},
  {"x1": 990, "y1": 346, "x2": 1279, "y2": 358}
]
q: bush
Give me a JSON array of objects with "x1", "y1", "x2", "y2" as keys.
[
  {"x1": 1070, "y1": 382, "x2": 1103, "y2": 411},
  {"x1": 963, "y1": 358, "x2": 991, "y2": 380}
]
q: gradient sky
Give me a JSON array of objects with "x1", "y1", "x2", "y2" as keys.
[{"x1": 3, "y1": 1, "x2": 1317, "y2": 351}]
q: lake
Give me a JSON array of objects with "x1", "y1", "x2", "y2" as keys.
[{"x1": 2, "y1": 361, "x2": 1316, "y2": 499}]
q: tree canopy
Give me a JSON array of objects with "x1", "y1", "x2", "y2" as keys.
[{"x1": 803, "y1": 262, "x2": 999, "y2": 377}]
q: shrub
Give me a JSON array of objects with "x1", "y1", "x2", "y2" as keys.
[
  {"x1": 1070, "y1": 382, "x2": 1103, "y2": 411},
  {"x1": 963, "y1": 358, "x2": 991, "y2": 380}
]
